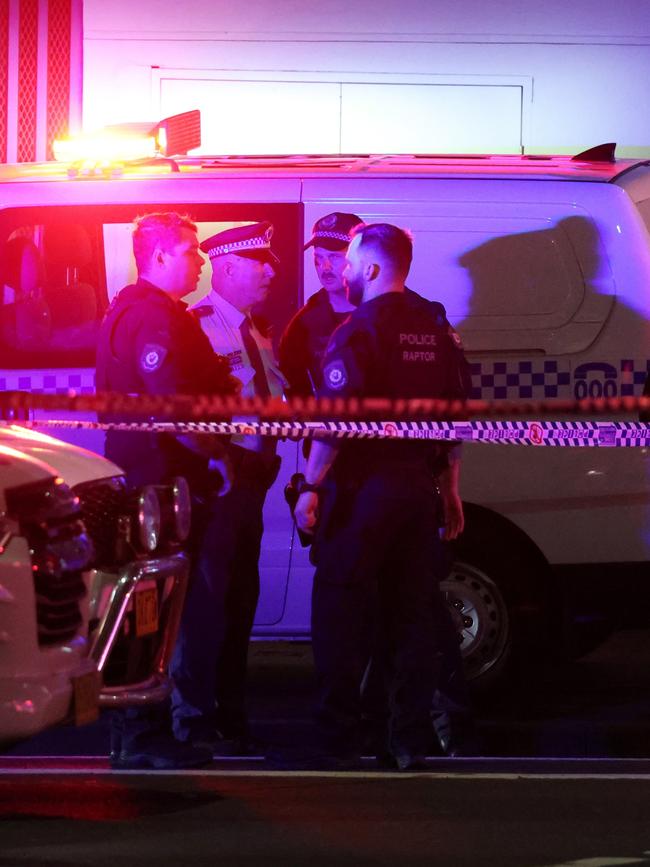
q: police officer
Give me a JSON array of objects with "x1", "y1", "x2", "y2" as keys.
[
  {"x1": 279, "y1": 212, "x2": 360, "y2": 397},
  {"x1": 294, "y1": 223, "x2": 470, "y2": 770},
  {"x1": 96, "y1": 211, "x2": 239, "y2": 770},
  {"x1": 281, "y1": 214, "x2": 475, "y2": 758},
  {"x1": 170, "y1": 221, "x2": 286, "y2": 754}
]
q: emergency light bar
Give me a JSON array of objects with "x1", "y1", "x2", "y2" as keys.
[
  {"x1": 52, "y1": 109, "x2": 201, "y2": 165},
  {"x1": 52, "y1": 130, "x2": 157, "y2": 163}
]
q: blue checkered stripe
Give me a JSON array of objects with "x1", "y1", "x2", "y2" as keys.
[
  {"x1": 470, "y1": 360, "x2": 571, "y2": 400},
  {"x1": 1, "y1": 358, "x2": 650, "y2": 408},
  {"x1": 619, "y1": 359, "x2": 650, "y2": 396},
  {"x1": 0, "y1": 369, "x2": 96, "y2": 394},
  {"x1": 470, "y1": 359, "x2": 650, "y2": 400}
]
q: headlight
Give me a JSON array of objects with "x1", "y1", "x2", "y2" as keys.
[{"x1": 136, "y1": 486, "x2": 161, "y2": 553}]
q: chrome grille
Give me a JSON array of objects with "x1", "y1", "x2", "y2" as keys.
[
  {"x1": 5, "y1": 477, "x2": 93, "y2": 646},
  {"x1": 74, "y1": 476, "x2": 127, "y2": 569}
]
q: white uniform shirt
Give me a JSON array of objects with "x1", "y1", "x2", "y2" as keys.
[{"x1": 191, "y1": 289, "x2": 287, "y2": 454}]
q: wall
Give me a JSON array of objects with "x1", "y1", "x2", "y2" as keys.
[{"x1": 82, "y1": 0, "x2": 650, "y2": 155}]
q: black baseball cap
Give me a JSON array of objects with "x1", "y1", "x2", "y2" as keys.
[{"x1": 303, "y1": 212, "x2": 363, "y2": 252}]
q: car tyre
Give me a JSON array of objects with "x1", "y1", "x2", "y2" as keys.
[{"x1": 446, "y1": 505, "x2": 556, "y2": 694}]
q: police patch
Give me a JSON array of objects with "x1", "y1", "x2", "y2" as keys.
[
  {"x1": 140, "y1": 343, "x2": 168, "y2": 373},
  {"x1": 324, "y1": 360, "x2": 348, "y2": 391}
]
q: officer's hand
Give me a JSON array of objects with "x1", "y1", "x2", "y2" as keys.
[
  {"x1": 440, "y1": 489, "x2": 464, "y2": 541},
  {"x1": 294, "y1": 491, "x2": 319, "y2": 534},
  {"x1": 208, "y1": 454, "x2": 234, "y2": 497}
]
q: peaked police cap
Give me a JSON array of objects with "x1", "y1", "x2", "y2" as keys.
[{"x1": 201, "y1": 220, "x2": 279, "y2": 265}]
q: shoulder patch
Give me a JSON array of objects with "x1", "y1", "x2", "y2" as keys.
[
  {"x1": 323, "y1": 360, "x2": 348, "y2": 391},
  {"x1": 140, "y1": 343, "x2": 168, "y2": 373}
]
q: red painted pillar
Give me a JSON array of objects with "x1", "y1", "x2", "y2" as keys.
[
  {"x1": 17, "y1": 0, "x2": 38, "y2": 162},
  {"x1": 1, "y1": 0, "x2": 82, "y2": 164},
  {"x1": 0, "y1": 2, "x2": 9, "y2": 163}
]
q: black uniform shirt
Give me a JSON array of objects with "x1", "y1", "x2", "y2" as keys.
[
  {"x1": 96, "y1": 278, "x2": 235, "y2": 486},
  {"x1": 317, "y1": 288, "x2": 471, "y2": 473},
  {"x1": 96, "y1": 279, "x2": 233, "y2": 396},
  {"x1": 278, "y1": 288, "x2": 350, "y2": 397}
]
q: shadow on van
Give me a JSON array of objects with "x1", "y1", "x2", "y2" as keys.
[{"x1": 457, "y1": 216, "x2": 614, "y2": 357}]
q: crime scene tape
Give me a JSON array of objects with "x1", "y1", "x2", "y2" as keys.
[
  {"x1": 10, "y1": 417, "x2": 650, "y2": 447},
  {"x1": 2, "y1": 390, "x2": 650, "y2": 420}
]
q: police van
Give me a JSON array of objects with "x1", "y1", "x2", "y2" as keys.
[{"x1": 2, "y1": 112, "x2": 650, "y2": 689}]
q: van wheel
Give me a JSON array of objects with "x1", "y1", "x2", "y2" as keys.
[
  {"x1": 440, "y1": 560, "x2": 511, "y2": 686},
  {"x1": 445, "y1": 506, "x2": 554, "y2": 692}
]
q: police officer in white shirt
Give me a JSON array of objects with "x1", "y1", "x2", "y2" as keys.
[{"x1": 170, "y1": 221, "x2": 286, "y2": 755}]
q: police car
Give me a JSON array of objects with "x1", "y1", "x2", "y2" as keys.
[
  {"x1": 0, "y1": 422, "x2": 191, "y2": 745},
  {"x1": 2, "y1": 112, "x2": 650, "y2": 692}
]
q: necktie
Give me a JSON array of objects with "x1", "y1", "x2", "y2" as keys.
[{"x1": 240, "y1": 317, "x2": 271, "y2": 398}]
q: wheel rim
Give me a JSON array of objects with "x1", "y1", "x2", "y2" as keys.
[{"x1": 440, "y1": 560, "x2": 510, "y2": 682}]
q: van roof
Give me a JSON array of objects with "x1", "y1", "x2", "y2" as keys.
[{"x1": 1, "y1": 152, "x2": 648, "y2": 184}]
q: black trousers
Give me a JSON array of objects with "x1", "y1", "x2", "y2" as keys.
[
  {"x1": 360, "y1": 545, "x2": 471, "y2": 729},
  {"x1": 170, "y1": 452, "x2": 269, "y2": 740},
  {"x1": 311, "y1": 466, "x2": 447, "y2": 756}
]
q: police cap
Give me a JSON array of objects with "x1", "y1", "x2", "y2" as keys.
[
  {"x1": 304, "y1": 212, "x2": 363, "y2": 252},
  {"x1": 200, "y1": 220, "x2": 279, "y2": 266}
]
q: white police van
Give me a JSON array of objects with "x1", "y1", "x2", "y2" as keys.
[{"x1": 2, "y1": 114, "x2": 650, "y2": 689}]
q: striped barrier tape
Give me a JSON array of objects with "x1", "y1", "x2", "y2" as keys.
[
  {"x1": 2, "y1": 390, "x2": 650, "y2": 420},
  {"x1": 8, "y1": 417, "x2": 650, "y2": 447}
]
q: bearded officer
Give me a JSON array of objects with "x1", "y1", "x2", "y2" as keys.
[
  {"x1": 294, "y1": 222, "x2": 471, "y2": 770},
  {"x1": 280, "y1": 214, "x2": 476, "y2": 759}
]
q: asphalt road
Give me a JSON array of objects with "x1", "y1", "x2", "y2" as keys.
[
  {"x1": 2, "y1": 771, "x2": 650, "y2": 866},
  {"x1": 5, "y1": 626, "x2": 650, "y2": 762},
  {"x1": 3, "y1": 630, "x2": 650, "y2": 866}
]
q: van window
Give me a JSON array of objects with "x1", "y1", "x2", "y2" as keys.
[
  {"x1": 0, "y1": 204, "x2": 301, "y2": 370},
  {"x1": 0, "y1": 223, "x2": 103, "y2": 369}
]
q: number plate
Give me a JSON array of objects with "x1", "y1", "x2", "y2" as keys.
[
  {"x1": 72, "y1": 670, "x2": 100, "y2": 727},
  {"x1": 135, "y1": 585, "x2": 159, "y2": 637}
]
